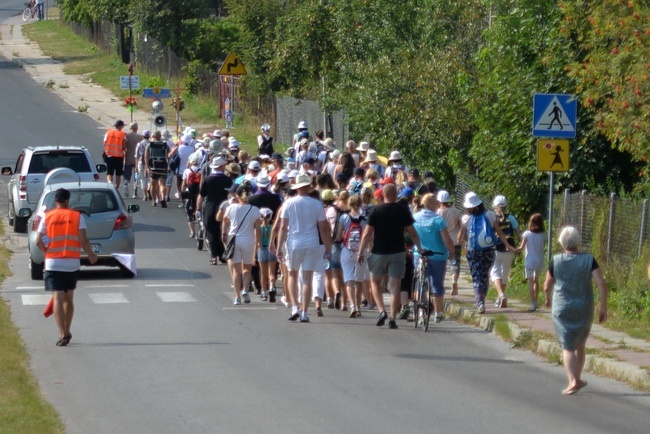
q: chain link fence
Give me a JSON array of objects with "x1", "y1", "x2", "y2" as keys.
[{"x1": 275, "y1": 97, "x2": 348, "y2": 150}]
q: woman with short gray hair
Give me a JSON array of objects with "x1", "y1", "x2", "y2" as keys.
[{"x1": 544, "y1": 226, "x2": 608, "y2": 395}]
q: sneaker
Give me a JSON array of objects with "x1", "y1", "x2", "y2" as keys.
[
  {"x1": 153, "y1": 201, "x2": 158, "y2": 207},
  {"x1": 356, "y1": 311, "x2": 362, "y2": 317},
  {"x1": 376, "y1": 311, "x2": 388, "y2": 327},
  {"x1": 289, "y1": 308, "x2": 300, "y2": 321},
  {"x1": 281, "y1": 296, "x2": 290, "y2": 307},
  {"x1": 161, "y1": 200, "x2": 167, "y2": 208},
  {"x1": 361, "y1": 299, "x2": 368, "y2": 307},
  {"x1": 242, "y1": 292, "x2": 251, "y2": 304},
  {"x1": 261, "y1": 292, "x2": 268, "y2": 301},
  {"x1": 123, "y1": 185, "x2": 129, "y2": 196},
  {"x1": 366, "y1": 303, "x2": 376, "y2": 311},
  {"x1": 349, "y1": 310, "x2": 357, "y2": 318},
  {"x1": 316, "y1": 307, "x2": 323, "y2": 317},
  {"x1": 501, "y1": 295, "x2": 508, "y2": 308},
  {"x1": 133, "y1": 188, "x2": 138, "y2": 199},
  {"x1": 495, "y1": 295, "x2": 503, "y2": 308},
  {"x1": 418, "y1": 316, "x2": 425, "y2": 326},
  {"x1": 269, "y1": 288, "x2": 276, "y2": 303},
  {"x1": 398, "y1": 305, "x2": 410, "y2": 320},
  {"x1": 388, "y1": 320, "x2": 398, "y2": 329},
  {"x1": 435, "y1": 312, "x2": 444, "y2": 323},
  {"x1": 300, "y1": 314, "x2": 310, "y2": 323},
  {"x1": 233, "y1": 298, "x2": 242, "y2": 305},
  {"x1": 327, "y1": 299, "x2": 335, "y2": 309},
  {"x1": 477, "y1": 301, "x2": 486, "y2": 314},
  {"x1": 174, "y1": 192, "x2": 180, "y2": 199},
  {"x1": 528, "y1": 302, "x2": 538, "y2": 312},
  {"x1": 178, "y1": 202, "x2": 185, "y2": 208},
  {"x1": 334, "y1": 292, "x2": 342, "y2": 310}
]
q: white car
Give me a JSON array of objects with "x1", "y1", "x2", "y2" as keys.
[
  {"x1": 2, "y1": 146, "x2": 106, "y2": 233},
  {"x1": 27, "y1": 172, "x2": 138, "y2": 280}
]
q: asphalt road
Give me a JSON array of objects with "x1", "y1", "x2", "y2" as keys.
[{"x1": 1, "y1": 6, "x2": 650, "y2": 434}]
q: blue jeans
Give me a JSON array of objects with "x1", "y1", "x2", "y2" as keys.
[{"x1": 36, "y1": 4, "x2": 44, "y2": 21}]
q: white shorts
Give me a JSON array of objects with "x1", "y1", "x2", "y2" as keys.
[
  {"x1": 287, "y1": 246, "x2": 323, "y2": 272},
  {"x1": 231, "y1": 236, "x2": 255, "y2": 265},
  {"x1": 341, "y1": 247, "x2": 368, "y2": 283},
  {"x1": 525, "y1": 267, "x2": 544, "y2": 279},
  {"x1": 490, "y1": 251, "x2": 515, "y2": 284}
]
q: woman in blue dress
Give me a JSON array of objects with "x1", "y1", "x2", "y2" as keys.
[{"x1": 544, "y1": 226, "x2": 608, "y2": 395}]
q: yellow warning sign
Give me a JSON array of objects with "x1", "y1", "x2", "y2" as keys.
[
  {"x1": 219, "y1": 52, "x2": 247, "y2": 76},
  {"x1": 537, "y1": 139, "x2": 569, "y2": 172}
]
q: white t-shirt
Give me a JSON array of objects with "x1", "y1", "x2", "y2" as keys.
[
  {"x1": 438, "y1": 206, "x2": 464, "y2": 244},
  {"x1": 177, "y1": 143, "x2": 196, "y2": 172},
  {"x1": 225, "y1": 204, "x2": 260, "y2": 240},
  {"x1": 523, "y1": 231, "x2": 546, "y2": 270},
  {"x1": 280, "y1": 196, "x2": 326, "y2": 249},
  {"x1": 38, "y1": 213, "x2": 88, "y2": 272}
]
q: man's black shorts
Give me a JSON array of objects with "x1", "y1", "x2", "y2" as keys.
[
  {"x1": 45, "y1": 270, "x2": 80, "y2": 292},
  {"x1": 106, "y1": 156, "x2": 124, "y2": 176}
]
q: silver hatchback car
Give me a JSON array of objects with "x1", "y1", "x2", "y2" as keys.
[{"x1": 27, "y1": 179, "x2": 139, "y2": 280}]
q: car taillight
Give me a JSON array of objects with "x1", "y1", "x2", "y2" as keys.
[
  {"x1": 93, "y1": 174, "x2": 100, "y2": 181},
  {"x1": 19, "y1": 175, "x2": 27, "y2": 192},
  {"x1": 113, "y1": 213, "x2": 131, "y2": 230},
  {"x1": 32, "y1": 215, "x2": 42, "y2": 232}
]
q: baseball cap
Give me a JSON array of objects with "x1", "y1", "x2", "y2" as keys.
[
  {"x1": 114, "y1": 119, "x2": 125, "y2": 127},
  {"x1": 398, "y1": 187, "x2": 414, "y2": 198},
  {"x1": 142, "y1": 130, "x2": 151, "y2": 138},
  {"x1": 248, "y1": 161, "x2": 262, "y2": 171},
  {"x1": 437, "y1": 190, "x2": 452, "y2": 203}
]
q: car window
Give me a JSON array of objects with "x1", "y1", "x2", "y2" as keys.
[
  {"x1": 43, "y1": 190, "x2": 118, "y2": 215},
  {"x1": 29, "y1": 151, "x2": 92, "y2": 174}
]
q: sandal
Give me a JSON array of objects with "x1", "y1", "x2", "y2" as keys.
[{"x1": 210, "y1": 258, "x2": 218, "y2": 265}]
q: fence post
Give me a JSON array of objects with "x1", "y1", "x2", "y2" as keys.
[
  {"x1": 606, "y1": 192, "x2": 617, "y2": 262},
  {"x1": 561, "y1": 189, "x2": 570, "y2": 226},
  {"x1": 579, "y1": 190, "x2": 588, "y2": 237},
  {"x1": 639, "y1": 199, "x2": 649, "y2": 258}
]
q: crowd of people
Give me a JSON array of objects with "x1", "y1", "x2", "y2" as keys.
[{"x1": 102, "y1": 119, "x2": 607, "y2": 332}]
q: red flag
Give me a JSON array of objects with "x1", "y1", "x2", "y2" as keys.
[{"x1": 43, "y1": 295, "x2": 54, "y2": 318}]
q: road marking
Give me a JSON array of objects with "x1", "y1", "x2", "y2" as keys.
[
  {"x1": 21, "y1": 294, "x2": 51, "y2": 305},
  {"x1": 83, "y1": 285, "x2": 130, "y2": 289},
  {"x1": 145, "y1": 284, "x2": 195, "y2": 288},
  {"x1": 223, "y1": 307, "x2": 278, "y2": 310},
  {"x1": 16, "y1": 286, "x2": 43, "y2": 290},
  {"x1": 88, "y1": 293, "x2": 129, "y2": 304},
  {"x1": 156, "y1": 292, "x2": 197, "y2": 303}
]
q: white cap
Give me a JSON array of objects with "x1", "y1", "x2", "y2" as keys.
[
  {"x1": 463, "y1": 192, "x2": 482, "y2": 208},
  {"x1": 437, "y1": 190, "x2": 452, "y2": 203},
  {"x1": 248, "y1": 160, "x2": 262, "y2": 171},
  {"x1": 492, "y1": 195, "x2": 507, "y2": 207}
]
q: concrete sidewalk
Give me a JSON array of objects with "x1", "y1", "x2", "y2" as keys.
[{"x1": 2, "y1": 17, "x2": 649, "y2": 391}]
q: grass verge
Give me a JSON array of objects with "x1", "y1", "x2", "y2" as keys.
[{"x1": 0, "y1": 223, "x2": 64, "y2": 433}]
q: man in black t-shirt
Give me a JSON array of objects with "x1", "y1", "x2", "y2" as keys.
[
  {"x1": 196, "y1": 156, "x2": 233, "y2": 263},
  {"x1": 358, "y1": 184, "x2": 423, "y2": 329}
]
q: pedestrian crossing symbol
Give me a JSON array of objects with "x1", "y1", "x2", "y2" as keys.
[
  {"x1": 537, "y1": 139, "x2": 569, "y2": 172},
  {"x1": 532, "y1": 94, "x2": 577, "y2": 139}
]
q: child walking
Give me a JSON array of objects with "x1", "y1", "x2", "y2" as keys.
[
  {"x1": 516, "y1": 213, "x2": 547, "y2": 311},
  {"x1": 257, "y1": 208, "x2": 278, "y2": 302}
]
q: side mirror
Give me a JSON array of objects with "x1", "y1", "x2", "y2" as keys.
[
  {"x1": 96, "y1": 163, "x2": 107, "y2": 173},
  {"x1": 18, "y1": 208, "x2": 32, "y2": 218},
  {"x1": 127, "y1": 204, "x2": 140, "y2": 214},
  {"x1": 1, "y1": 166, "x2": 13, "y2": 176}
]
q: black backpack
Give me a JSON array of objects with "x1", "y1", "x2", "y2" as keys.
[{"x1": 259, "y1": 136, "x2": 274, "y2": 156}]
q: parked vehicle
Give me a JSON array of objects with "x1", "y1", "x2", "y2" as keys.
[
  {"x1": 1, "y1": 146, "x2": 106, "y2": 233},
  {"x1": 27, "y1": 176, "x2": 139, "y2": 280}
]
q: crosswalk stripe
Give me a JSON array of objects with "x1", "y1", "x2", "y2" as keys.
[
  {"x1": 21, "y1": 294, "x2": 51, "y2": 305},
  {"x1": 88, "y1": 293, "x2": 129, "y2": 304},
  {"x1": 145, "y1": 284, "x2": 195, "y2": 287},
  {"x1": 156, "y1": 292, "x2": 197, "y2": 303}
]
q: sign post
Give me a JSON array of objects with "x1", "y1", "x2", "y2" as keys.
[
  {"x1": 218, "y1": 52, "x2": 247, "y2": 129},
  {"x1": 533, "y1": 94, "x2": 577, "y2": 262}
]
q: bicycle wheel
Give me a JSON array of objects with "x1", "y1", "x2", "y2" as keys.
[
  {"x1": 421, "y1": 278, "x2": 431, "y2": 332},
  {"x1": 22, "y1": 7, "x2": 32, "y2": 21},
  {"x1": 196, "y1": 226, "x2": 204, "y2": 251},
  {"x1": 412, "y1": 275, "x2": 421, "y2": 329}
]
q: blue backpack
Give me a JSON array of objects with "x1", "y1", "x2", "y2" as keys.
[{"x1": 469, "y1": 213, "x2": 497, "y2": 250}]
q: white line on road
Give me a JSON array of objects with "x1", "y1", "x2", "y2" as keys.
[
  {"x1": 156, "y1": 292, "x2": 197, "y2": 303},
  {"x1": 88, "y1": 293, "x2": 129, "y2": 304},
  {"x1": 83, "y1": 285, "x2": 130, "y2": 289},
  {"x1": 21, "y1": 294, "x2": 51, "y2": 305},
  {"x1": 145, "y1": 284, "x2": 195, "y2": 287},
  {"x1": 16, "y1": 286, "x2": 43, "y2": 290},
  {"x1": 222, "y1": 307, "x2": 278, "y2": 310}
]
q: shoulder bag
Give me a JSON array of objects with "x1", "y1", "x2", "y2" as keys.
[{"x1": 222, "y1": 205, "x2": 253, "y2": 260}]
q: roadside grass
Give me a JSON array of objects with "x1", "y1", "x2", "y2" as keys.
[
  {"x1": 0, "y1": 223, "x2": 64, "y2": 433},
  {"x1": 23, "y1": 19, "x2": 260, "y2": 153}
]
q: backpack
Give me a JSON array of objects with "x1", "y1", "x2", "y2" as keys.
[
  {"x1": 348, "y1": 180, "x2": 363, "y2": 195},
  {"x1": 187, "y1": 169, "x2": 201, "y2": 193},
  {"x1": 495, "y1": 213, "x2": 515, "y2": 252},
  {"x1": 148, "y1": 142, "x2": 168, "y2": 171},
  {"x1": 469, "y1": 213, "x2": 497, "y2": 251},
  {"x1": 343, "y1": 215, "x2": 365, "y2": 251},
  {"x1": 169, "y1": 152, "x2": 181, "y2": 172},
  {"x1": 259, "y1": 136, "x2": 274, "y2": 156}
]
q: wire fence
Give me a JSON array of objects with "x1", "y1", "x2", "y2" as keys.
[
  {"x1": 275, "y1": 97, "x2": 348, "y2": 149},
  {"x1": 455, "y1": 170, "x2": 650, "y2": 263}
]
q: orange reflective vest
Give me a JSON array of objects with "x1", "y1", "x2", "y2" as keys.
[
  {"x1": 104, "y1": 129, "x2": 126, "y2": 158},
  {"x1": 45, "y1": 209, "x2": 82, "y2": 259}
]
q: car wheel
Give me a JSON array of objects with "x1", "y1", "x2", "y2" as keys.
[
  {"x1": 13, "y1": 215, "x2": 27, "y2": 233},
  {"x1": 30, "y1": 258, "x2": 44, "y2": 280},
  {"x1": 119, "y1": 264, "x2": 135, "y2": 278}
]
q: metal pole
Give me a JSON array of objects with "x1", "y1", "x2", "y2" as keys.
[
  {"x1": 639, "y1": 199, "x2": 649, "y2": 258},
  {"x1": 606, "y1": 192, "x2": 616, "y2": 262},
  {"x1": 547, "y1": 171, "x2": 554, "y2": 263},
  {"x1": 231, "y1": 77, "x2": 235, "y2": 129}
]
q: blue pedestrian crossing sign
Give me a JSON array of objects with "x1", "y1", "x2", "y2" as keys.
[{"x1": 532, "y1": 94, "x2": 577, "y2": 139}]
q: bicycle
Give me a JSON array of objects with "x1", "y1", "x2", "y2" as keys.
[
  {"x1": 412, "y1": 250, "x2": 440, "y2": 332},
  {"x1": 22, "y1": 1, "x2": 37, "y2": 22},
  {"x1": 195, "y1": 209, "x2": 210, "y2": 252}
]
